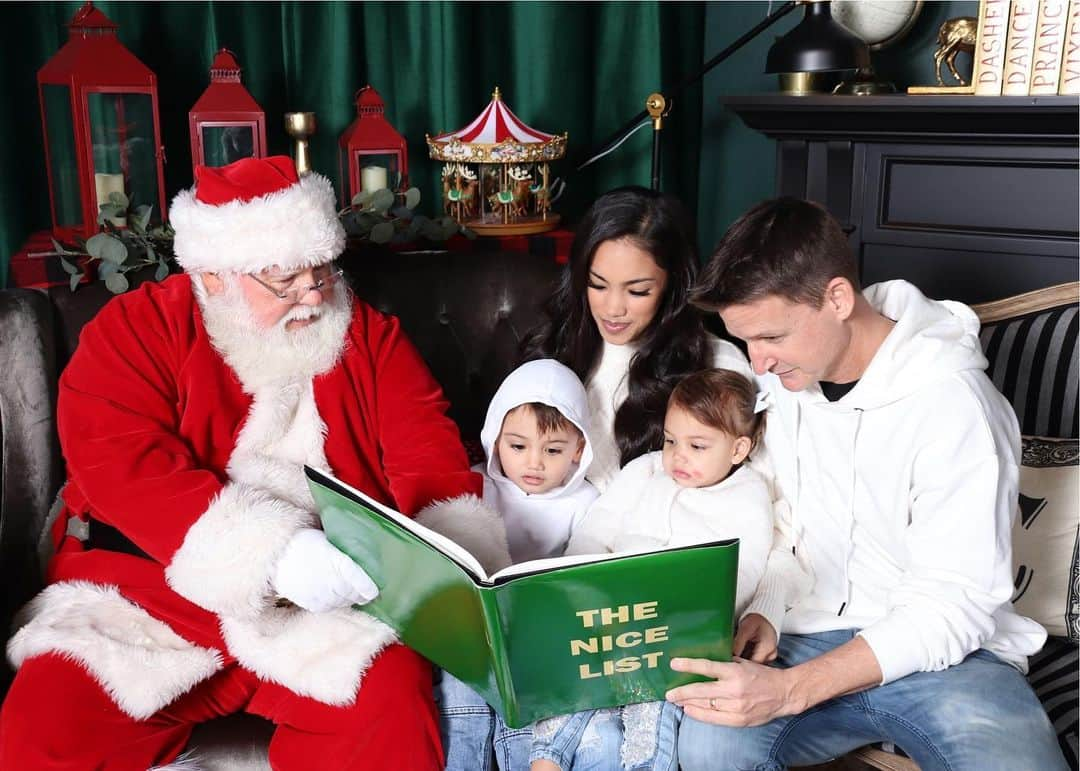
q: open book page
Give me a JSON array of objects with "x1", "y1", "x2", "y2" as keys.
[
  {"x1": 307, "y1": 467, "x2": 491, "y2": 581},
  {"x1": 309, "y1": 467, "x2": 722, "y2": 586},
  {"x1": 489, "y1": 540, "x2": 742, "y2": 582},
  {"x1": 490, "y1": 551, "x2": 626, "y2": 581}
]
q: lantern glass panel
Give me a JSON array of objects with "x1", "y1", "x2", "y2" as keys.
[
  {"x1": 200, "y1": 124, "x2": 256, "y2": 167},
  {"x1": 355, "y1": 152, "x2": 401, "y2": 192},
  {"x1": 87, "y1": 92, "x2": 161, "y2": 223},
  {"x1": 42, "y1": 84, "x2": 82, "y2": 228}
]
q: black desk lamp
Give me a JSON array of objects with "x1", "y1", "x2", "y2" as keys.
[{"x1": 575, "y1": 0, "x2": 870, "y2": 191}]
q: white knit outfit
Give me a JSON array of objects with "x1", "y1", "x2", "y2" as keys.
[{"x1": 567, "y1": 452, "x2": 774, "y2": 618}]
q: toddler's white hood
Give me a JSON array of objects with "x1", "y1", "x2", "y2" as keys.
[{"x1": 480, "y1": 359, "x2": 594, "y2": 499}]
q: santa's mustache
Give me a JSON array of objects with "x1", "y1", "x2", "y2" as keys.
[{"x1": 281, "y1": 303, "x2": 322, "y2": 327}]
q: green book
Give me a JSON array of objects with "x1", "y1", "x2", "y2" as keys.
[{"x1": 307, "y1": 466, "x2": 739, "y2": 728}]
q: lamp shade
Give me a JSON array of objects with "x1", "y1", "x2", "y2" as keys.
[{"x1": 765, "y1": 1, "x2": 870, "y2": 74}]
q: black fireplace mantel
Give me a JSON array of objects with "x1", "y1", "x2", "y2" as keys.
[
  {"x1": 724, "y1": 94, "x2": 1079, "y2": 146},
  {"x1": 723, "y1": 94, "x2": 1079, "y2": 303}
]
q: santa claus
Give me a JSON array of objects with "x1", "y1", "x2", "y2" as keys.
[{"x1": 0, "y1": 156, "x2": 500, "y2": 770}]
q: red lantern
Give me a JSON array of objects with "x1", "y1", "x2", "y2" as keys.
[
  {"x1": 338, "y1": 85, "x2": 408, "y2": 207},
  {"x1": 37, "y1": 2, "x2": 167, "y2": 243},
  {"x1": 188, "y1": 49, "x2": 266, "y2": 176}
]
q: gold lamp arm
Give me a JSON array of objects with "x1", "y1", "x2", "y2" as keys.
[{"x1": 646, "y1": 93, "x2": 667, "y2": 191}]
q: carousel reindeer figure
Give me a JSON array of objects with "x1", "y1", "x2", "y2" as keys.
[
  {"x1": 531, "y1": 175, "x2": 549, "y2": 218},
  {"x1": 509, "y1": 166, "x2": 533, "y2": 218},
  {"x1": 934, "y1": 16, "x2": 977, "y2": 86},
  {"x1": 458, "y1": 165, "x2": 479, "y2": 219},
  {"x1": 482, "y1": 166, "x2": 500, "y2": 204},
  {"x1": 488, "y1": 174, "x2": 514, "y2": 220},
  {"x1": 442, "y1": 164, "x2": 458, "y2": 216}
]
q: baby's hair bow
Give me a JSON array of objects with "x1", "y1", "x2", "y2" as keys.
[{"x1": 753, "y1": 391, "x2": 771, "y2": 414}]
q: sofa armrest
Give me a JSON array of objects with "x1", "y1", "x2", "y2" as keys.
[{"x1": 0, "y1": 288, "x2": 63, "y2": 688}]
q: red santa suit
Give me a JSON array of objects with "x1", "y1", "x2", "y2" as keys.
[{"x1": 0, "y1": 157, "x2": 482, "y2": 770}]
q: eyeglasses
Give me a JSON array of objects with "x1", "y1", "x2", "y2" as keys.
[{"x1": 247, "y1": 264, "x2": 345, "y2": 304}]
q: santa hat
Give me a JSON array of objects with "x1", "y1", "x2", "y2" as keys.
[{"x1": 169, "y1": 155, "x2": 345, "y2": 274}]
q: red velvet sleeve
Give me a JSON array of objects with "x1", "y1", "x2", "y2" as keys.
[
  {"x1": 366, "y1": 310, "x2": 483, "y2": 515},
  {"x1": 56, "y1": 283, "x2": 226, "y2": 563}
]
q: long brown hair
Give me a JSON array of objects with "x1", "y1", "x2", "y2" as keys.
[{"x1": 520, "y1": 186, "x2": 714, "y2": 466}]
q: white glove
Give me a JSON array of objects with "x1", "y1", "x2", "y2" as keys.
[{"x1": 272, "y1": 528, "x2": 379, "y2": 612}]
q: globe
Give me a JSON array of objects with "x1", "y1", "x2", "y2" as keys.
[{"x1": 833, "y1": 0, "x2": 923, "y2": 51}]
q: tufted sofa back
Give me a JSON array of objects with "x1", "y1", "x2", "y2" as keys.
[{"x1": 346, "y1": 250, "x2": 563, "y2": 439}]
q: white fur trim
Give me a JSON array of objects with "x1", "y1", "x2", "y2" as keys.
[
  {"x1": 416, "y1": 495, "x2": 513, "y2": 574},
  {"x1": 7, "y1": 582, "x2": 222, "y2": 720},
  {"x1": 221, "y1": 605, "x2": 397, "y2": 706},
  {"x1": 149, "y1": 751, "x2": 204, "y2": 771},
  {"x1": 227, "y1": 381, "x2": 329, "y2": 511},
  {"x1": 165, "y1": 482, "x2": 314, "y2": 618},
  {"x1": 164, "y1": 379, "x2": 329, "y2": 616},
  {"x1": 170, "y1": 172, "x2": 345, "y2": 274}
]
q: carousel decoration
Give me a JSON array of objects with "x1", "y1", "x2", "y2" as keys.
[{"x1": 427, "y1": 87, "x2": 566, "y2": 236}]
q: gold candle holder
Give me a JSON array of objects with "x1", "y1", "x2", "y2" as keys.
[{"x1": 284, "y1": 111, "x2": 316, "y2": 175}]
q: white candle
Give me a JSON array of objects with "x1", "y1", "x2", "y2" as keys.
[
  {"x1": 94, "y1": 172, "x2": 127, "y2": 226},
  {"x1": 361, "y1": 165, "x2": 389, "y2": 192}
]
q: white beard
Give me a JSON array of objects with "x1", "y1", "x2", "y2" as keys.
[{"x1": 193, "y1": 274, "x2": 353, "y2": 392}]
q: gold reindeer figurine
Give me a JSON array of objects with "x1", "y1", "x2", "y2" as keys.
[{"x1": 935, "y1": 17, "x2": 978, "y2": 86}]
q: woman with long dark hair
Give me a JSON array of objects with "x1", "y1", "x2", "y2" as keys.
[{"x1": 520, "y1": 186, "x2": 751, "y2": 492}]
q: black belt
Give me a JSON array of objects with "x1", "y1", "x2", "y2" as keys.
[{"x1": 86, "y1": 518, "x2": 152, "y2": 561}]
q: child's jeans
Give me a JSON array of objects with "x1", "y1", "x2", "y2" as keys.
[
  {"x1": 434, "y1": 668, "x2": 531, "y2": 771},
  {"x1": 530, "y1": 701, "x2": 682, "y2": 771}
]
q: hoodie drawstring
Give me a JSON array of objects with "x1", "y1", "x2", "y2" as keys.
[{"x1": 838, "y1": 408, "x2": 863, "y2": 617}]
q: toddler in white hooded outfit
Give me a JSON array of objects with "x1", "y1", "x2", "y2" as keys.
[{"x1": 435, "y1": 359, "x2": 599, "y2": 770}]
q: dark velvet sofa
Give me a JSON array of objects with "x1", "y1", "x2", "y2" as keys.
[{"x1": 0, "y1": 250, "x2": 1075, "y2": 770}]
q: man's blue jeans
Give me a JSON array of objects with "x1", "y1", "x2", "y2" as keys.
[{"x1": 678, "y1": 629, "x2": 1068, "y2": 771}]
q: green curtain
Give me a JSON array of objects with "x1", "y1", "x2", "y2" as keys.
[{"x1": 0, "y1": 1, "x2": 706, "y2": 286}]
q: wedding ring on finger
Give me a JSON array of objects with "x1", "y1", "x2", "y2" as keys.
[{"x1": 710, "y1": 697, "x2": 719, "y2": 710}]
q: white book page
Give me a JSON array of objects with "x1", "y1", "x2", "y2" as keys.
[
  {"x1": 489, "y1": 551, "x2": 624, "y2": 581},
  {"x1": 311, "y1": 469, "x2": 712, "y2": 586},
  {"x1": 311, "y1": 469, "x2": 491, "y2": 582}
]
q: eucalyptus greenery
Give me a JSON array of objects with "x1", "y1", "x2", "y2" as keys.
[
  {"x1": 51, "y1": 191, "x2": 175, "y2": 294},
  {"x1": 340, "y1": 186, "x2": 471, "y2": 244},
  {"x1": 48, "y1": 185, "x2": 470, "y2": 295}
]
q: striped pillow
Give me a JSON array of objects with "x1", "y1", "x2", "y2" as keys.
[{"x1": 980, "y1": 303, "x2": 1078, "y2": 439}]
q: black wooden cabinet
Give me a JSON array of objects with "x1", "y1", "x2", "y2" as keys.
[{"x1": 724, "y1": 94, "x2": 1079, "y2": 303}]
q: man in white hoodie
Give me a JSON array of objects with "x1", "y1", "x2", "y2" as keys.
[{"x1": 668, "y1": 197, "x2": 1067, "y2": 770}]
